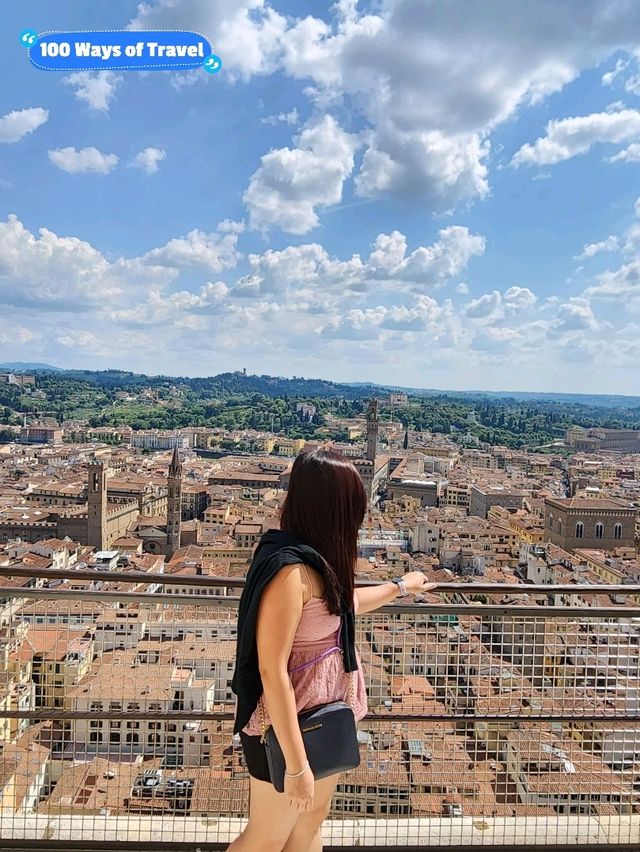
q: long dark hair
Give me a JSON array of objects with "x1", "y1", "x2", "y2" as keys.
[{"x1": 279, "y1": 448, "x2": 367, "y2": 615}]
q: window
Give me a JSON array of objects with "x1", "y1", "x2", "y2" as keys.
[
  {"x1": 110, "y1": 731, "x2": 121, "y2": 744},
  {"x1": 614, "y1": 523, "x2": 623, "y2": 540},
  {"x1": 595, "y1": 523, "x2": 604, "y2": 539},
  {"x1": 548, "y1": 513, "x2": 553, "y2": 529},
  {"x1": 556, "y1": 519, "x2": 562, "y2": 534},
  {"x1": 575, "y1": 522, "x2": 584, "y2": 539}
]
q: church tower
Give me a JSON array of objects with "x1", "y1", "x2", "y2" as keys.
[
  {"x1": 166, "y1": 445, "x2": 183, "y2": 556},
  {"x1": 87, "y1": 459, "x2": 108, "y2": 550},
  {"x1": 366, "y1": 398, "x2": 379, "y2": 462}
]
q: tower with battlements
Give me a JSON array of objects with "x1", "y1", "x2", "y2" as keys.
[
  {"x1": 87, "y1": 460, "x2": 107, "y2": 551},
  {"x1": 366, "y1": 398, "x2": 379, "y2": 462}
]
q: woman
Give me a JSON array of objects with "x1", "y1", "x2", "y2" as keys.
[{"x1": 229, "y1": 448, "x2": 436, "y2": 852}]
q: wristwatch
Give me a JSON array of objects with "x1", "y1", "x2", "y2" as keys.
[{"x1": 390, "y1": 576, "x2": 409, "y2": 597}]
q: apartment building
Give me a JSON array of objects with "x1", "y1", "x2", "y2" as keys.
[
  {"x1": 25, "y1": 631, "x2": 93, "y2": 711},
  {"x1": 469, "y1": 484, "x2": 526, "y2": 519},
  {"x1": 130, "y1": 431, "x2": 189, "y2": 450},
  {"x1": 505, "y1": 730, "x2": 634, "y2": 814},
  {"x1": 68, "y1": 651, "x2": 214, "y2": 763},
  {"x1": 0, "y1": 736, "x2": 51, "y2": 812}
]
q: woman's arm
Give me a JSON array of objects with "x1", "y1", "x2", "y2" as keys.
[
  {"x1": 355, "y1": 572, "x2": 437, "y2": 614},
  {"x1": 255, "y1": 563, "x2": 309, "y2": 776}
]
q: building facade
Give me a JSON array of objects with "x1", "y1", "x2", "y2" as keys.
[{"x1": 544, "y1": 497, "x2": 638, "y2": 551}]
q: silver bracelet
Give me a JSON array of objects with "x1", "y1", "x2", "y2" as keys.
[{"x1": 285, "y1": 762, "x2": 310, "y2": 778}]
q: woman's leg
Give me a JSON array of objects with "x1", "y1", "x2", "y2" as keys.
[
  {"x1": 282, "y1": 773, "x2": 340, "y2": 852},
  {"x1": 227, "y1": 775, "x2": 301, "y2": 852}
]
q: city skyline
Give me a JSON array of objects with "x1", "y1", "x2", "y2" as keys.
[{"x1": 2, "y1": 2, "x2": 640, "y2": 393}]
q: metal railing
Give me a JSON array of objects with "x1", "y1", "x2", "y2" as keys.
[{"x1": 0, "y1": 567, "x2": 639, "y2": 849}]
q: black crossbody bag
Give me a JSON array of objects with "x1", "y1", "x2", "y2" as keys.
[{"x1": 258, "y1": 619, "x2": 360, "y2": 793}]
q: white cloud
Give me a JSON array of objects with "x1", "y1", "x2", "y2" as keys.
[
  {"x1": 551, "y1": 297, "x2": 601, "y2": 333},
  {"x1": 261, "y1": 108, "x2": 299, "y2": 126},
  {"x1": 0, "y1": 325, "x2": 36, "y2": 345},
  {"x1": 63, "y1": 71, "x2": 123, "y2": 112},
  {"x1": 141, "y1": 222, "x2": 243, "y2": 273},
  {"x1": 129, "y1": 2, "x2": 640, "y2": 218},
  {"x1": 464, "y1": 286, "x2": 537, "y2": 320},
  {"x1": 608, "y1": 142, "x2": 640, "y2": 162},
  {"x1": 48, "y1": 146, "x2": 119, "y2": 174},
  {"x1": 369, "y1": 226, "x2": 486, "y2": 286},
  {"x1": 0, "y1": 214, "x2": 176, "y2": 309},
  {"x1": 235, "y1": 225, "x2": 485, "y2": 301},
  {"x1": 512, "y1": 109, "x2": 640, "y2": 166},
  {"x1": 108, "y1": 280, "x2": 230, "y2": 327},
  {"x1": 581, "y1": 197, "x2": 640, "y2": 299},
  {"x1": 243, "y1": 115, "x2": 360, "y2": 233},
  {"x1": 503, "y1": 286, "x2": 538, "y2": 313},
  {"x1": 355, "y1": 129, "x2": 490, "y2": 207},
  {"x1": 169, "y1": 69, "x2": 203, "y2": 90},
  {"x1": 129, "y1": 0, "x2": 288, "y2": 81},
  {"x1": 0, "y1": 107, "x2": 48, "y2": 143},
  {"x1": 602, "y1": 57, "x2": 629, "y2": 86},
  {"x1": 277, "y1": 2, "x2": 640, "y2": 209},
  {"x1": 132, "y1": 147, "x2": 167, "y2": 174},
  {"x1": 464, "y1": 290, "x2": 503, "y2": 319},
  {"x1": 56, "y1": 330, "x2": 110, "y2": 355},
  {"x1": 626, "y1": 77, "x2": 640, "y2": 95},
  {"x1": 575, "y1": 236, "x2": 620, "y2": 259},
  {"x1": 319, "y1": 296, "x2": 455, "y2": 341},
  {"x1": 585, "y1": 260, "x2": 640, "y2": 299}
]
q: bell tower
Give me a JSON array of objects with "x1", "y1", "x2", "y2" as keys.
[
  {"x1": 166, "y1": 445, "x2": 183, "y2": 556},
  {"x1": 366, "y1": 398, "x2": 379, "y2": 462},
  {"x1": 87, "y1": 459, "x2": 108, "y2": 550}
]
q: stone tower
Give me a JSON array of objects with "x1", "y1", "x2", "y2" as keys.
[
  {"x1": 366, "y1": 398, "x2": 379, "y2": 462},
  {"x1": 166, "y1": 445, "x2": 183, "y2": 556},
  {"x1": 87, "y1": 459, "x2": 108, "y2": 550}
]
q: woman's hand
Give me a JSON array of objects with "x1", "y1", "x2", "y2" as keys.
[
  {"x1": 284, "y1": 765, "x2": 314, "y2": 810},
  {"x1": 401, "y1": 571, "x2": 438, "y2": 595}
]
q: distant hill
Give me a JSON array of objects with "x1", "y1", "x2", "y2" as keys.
[
  {"x1": 345, "y1": 382, "x2": 640, "y2": 410},
  {"x1": 0, "y1": 362, "x2": 63, "y2": 372},
  {"x1": 2, "y1": 363, "x2": 637, "y2": 408}
]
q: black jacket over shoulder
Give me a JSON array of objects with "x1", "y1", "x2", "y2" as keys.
[{"x1": 231, "y1": 528, "x2": 358, "y2": 734}]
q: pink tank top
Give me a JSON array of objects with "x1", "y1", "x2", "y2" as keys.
[{"x1": 242, "y1": 583, "x2": 368, "y2": 736}]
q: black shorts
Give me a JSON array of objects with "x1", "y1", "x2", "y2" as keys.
[{"x1": 239, "y1": 731, "x2": 272, "y2": 782}]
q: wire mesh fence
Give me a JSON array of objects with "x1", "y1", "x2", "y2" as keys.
[{"x1": 0, "y1": 574, "x2": 639, "y2": 848}]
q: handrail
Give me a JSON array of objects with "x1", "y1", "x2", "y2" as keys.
[
  {"x1": 3, "y1": 587, "x2": 640, "y2": 617},
  {"x1": 2, "y1": 563, "x2": 640, "y2": 596}
]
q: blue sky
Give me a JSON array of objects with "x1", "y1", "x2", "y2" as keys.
[{"x1": 1, "y1": 1, "x2": 640, "y2": 394}]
